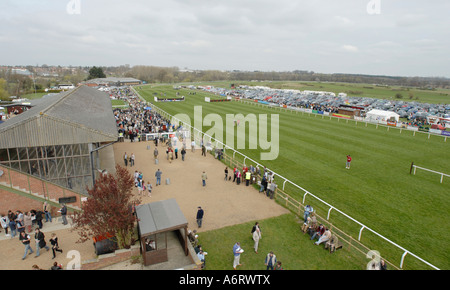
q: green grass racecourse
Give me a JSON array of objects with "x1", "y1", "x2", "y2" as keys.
[{"x1": 136, "y1": 84, "x2": 450, "y2": 270}]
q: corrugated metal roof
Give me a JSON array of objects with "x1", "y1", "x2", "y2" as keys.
[
  {"x1": 135, "y1": 199, "x2": 188, "y2": 236},
  {"x1": 0, "y1": 85, "x2": 118, "y2": 148}
]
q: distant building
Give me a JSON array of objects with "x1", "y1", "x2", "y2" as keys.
[
  {"x1": 82, "y1": 77, "x2": 142, "y2": 87},
  {"x1": 57, "y1": 83, "x2": 75, "y2": 90},
  {"x1": 11, "y1": 68, "x2": 33, "y2": 76},
  {"x1": 0, "y1": 85, "x2": 118, "y2": 194}
]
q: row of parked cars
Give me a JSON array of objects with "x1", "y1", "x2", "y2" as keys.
[{"x1": 197, "y1": 85, "x2": 450, "y2": 123}]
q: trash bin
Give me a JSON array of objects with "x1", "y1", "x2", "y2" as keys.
[{"x1": 93, "y1": 235, "x2": 117, "y2": 255}]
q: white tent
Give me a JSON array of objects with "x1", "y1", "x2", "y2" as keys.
[{"x1": 365, "y1": 109, "x2": 400, "y2": 122}]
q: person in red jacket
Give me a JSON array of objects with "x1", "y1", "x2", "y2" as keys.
[{"x1": 346, "y1": 155, "x2": 352, "y2": 169}]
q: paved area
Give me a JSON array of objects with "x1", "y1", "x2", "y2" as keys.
[{"x1": 0, "y1": 140, "x2": 289, "y2": 270}]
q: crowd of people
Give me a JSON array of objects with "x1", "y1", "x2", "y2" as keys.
[
  {"x1": 223, "y1": 164, "x2": 278, "y2": 200},
  {"x1": 0, "y1": 202, "x2": 65, "y2": 268},
  {"x1": 113, "y1": 87, "x2": 174, "y2": 143}
]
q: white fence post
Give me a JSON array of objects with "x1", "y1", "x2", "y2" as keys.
[
  {"x1": 327, "y1": 207, "x2": 333, "y2": 220},
  {"x1": 358, "y1": 226, "x2": 365, "y2": 241},
  {"x1": 400, "y1": 251, "x2": 409, "y2": 269}
]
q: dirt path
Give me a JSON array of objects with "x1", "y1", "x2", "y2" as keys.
[{"x1": 114, "y1": 141, "x2": 290, "y2": 233}]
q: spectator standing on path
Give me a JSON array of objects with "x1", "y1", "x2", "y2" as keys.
[
  {"x1": 130, "y1": 153, "x2": 135, "y2": 167},
  {"x1": 236, "y1": 170, "x2": 241, "y2": 185},
  {"x1": 60, "y1": 204, "x2": 68, "y2": 225},
  {"x1": 265, "y1": 252, "x2": 277, "y2": 270},
  {"x1": 147, "y1": 181, "x2": 152, "y2": 197},
  {"x1": 202, "y1": 171, "x2": 208, "y2": 187},
  {"x1": 224, "y1": 167, "x2": 228, "y2": 180},
  {"x1": 154, "y1": 147, "x2": 158, "y2": 160},
  {"x1": 245, "y1": 170, "x2": 251, "y2": 186},
  {"x1": 1, "y1": 214, "x2": 9, "y2": 237},
  {"x1": 123, "y1": 152, "x2": 128, "y2": 167},
  {"x1": 202, "y1": 145, "x2": 206, "y2": 157},
  {"x1": 268, "y1": 181, "x2": 277, "y2": 199},
  {"x1": 34, "y1": 228, "x2": 50, "y2": 257},
  {"x1": 233, "y1": 242, "x2": 243, "y2": 270},
  {"x1": 16, "y1": 217, "x2": 25, "y2": 234},
  {"x1": 155, "y1": 169, "x2": 162, "y2": 186},
  {"x1": 181, "y1": 147, "x2": 186, "y2": 161},
  {"x1": 196, "y1": 206, "x2": 204, "y2": 228},
  {"x1": 35, "y1": 210, "x2": 44, "y2": 229},
  {"x1": 19, "y1": 231, "x2": 34, "y2": 260},
  {"x1": 24, "y1": 212, "x2": 32, "y2": 233},
  {"x1": 8, "y1": 217, "x2": 17, "y2": 238},
  {"x1": 346, "y1": 154, "x2": 352, "y2": 169},
  {"x1": 50, "y1": 233, "x2": 63, "y2": 259},
  {"x1": 43, "y1": 201, "x2": 52, "y2": 223}
]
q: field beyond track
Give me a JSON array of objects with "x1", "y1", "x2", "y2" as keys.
[{"x1": 136, "y1": 83, "x2": 450, "y2": 270}]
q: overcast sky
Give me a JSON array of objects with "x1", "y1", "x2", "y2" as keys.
[{"x1": 1, "y1": 0, "x2": 449, "y2": 77}]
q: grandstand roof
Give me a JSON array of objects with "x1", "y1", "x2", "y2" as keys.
[{"x1": 0, "y1": 85, "x2": 118, "y2": 148}]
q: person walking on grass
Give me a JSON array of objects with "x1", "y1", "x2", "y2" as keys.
[
  {"x1": 265, "y1": 251, "x2": 277, "y2": 270},
  {"x1": 252, "y1": 224, "x2": 262, "y2": 254},
  {"x1": 346, "y1": 154, "x2": 352, "y2": 169},
  {"x1": 233, "y1": 242, "x2": 243, "y2": 270}
]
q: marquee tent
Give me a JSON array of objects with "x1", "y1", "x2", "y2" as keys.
[{"x1": 365, "y1": 109, "x2": 400, "y2": 122}]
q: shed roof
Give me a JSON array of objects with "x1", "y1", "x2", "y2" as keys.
[
  {"x1": 0, "y1": 85, "x2": 118, "y2": 148},
  {"x1": 136, "y1": 199, "x2": 188, "y2": 236}
]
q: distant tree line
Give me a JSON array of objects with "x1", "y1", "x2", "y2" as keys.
[
  {"x1": 1, "y1": 64, "x2": 450, "y2": 101},
  {"x1": 121, "y1": 66, "x2": 450, "y2": 89}
]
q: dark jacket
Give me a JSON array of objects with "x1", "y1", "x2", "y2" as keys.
[
  {"x1": 196, "y1": 209, "x2": 204, "y2": 219},
  {"x1": 35, "y1": 231, "x2": 47, "y2": 248}
]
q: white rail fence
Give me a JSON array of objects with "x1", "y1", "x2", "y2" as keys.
[
  {"x1": 411, "y1": 163, "x2": 450, "y2": 184},
  {"x1": 132, "y1": 87, "x2": 440, "y2": 270}
]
